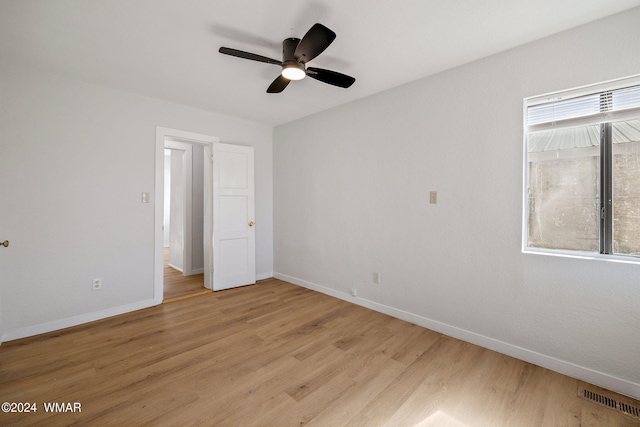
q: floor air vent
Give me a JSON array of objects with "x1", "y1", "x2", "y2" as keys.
[{"x1": 578, "y1": 386, "x2": 640, "y2": 420}]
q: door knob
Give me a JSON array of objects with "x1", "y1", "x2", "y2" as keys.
[
  {"x1": 1, "y1": 240, "x2": 8, "y2": 247},
  {"x1": 248, "y1": 221, "x2": 255, "y2": 227}
]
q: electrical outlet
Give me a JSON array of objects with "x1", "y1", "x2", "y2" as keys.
[
  {"x1": 430, "y1": 191, "x2": 438, "y2": 204},
  {"x1": 373, "y1": 272, "x2": 380, "y2": 284},
  {"x1": 92, "y1": 278, "x2": 102, "y2": 291},
  {"x1": 351, "y1": 289, "x2": 357, "y2": 297}
]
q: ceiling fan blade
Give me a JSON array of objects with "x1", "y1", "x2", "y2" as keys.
[
  {"x1": 219, "y1": 47, "x2": 282, "y2": 65},
  {"x1": 267, "y1": 75, "x2": 291, "y2": 93},
  {"x1": 294, "y1": 23, "x2": 336, "y2": 64},
  {"x1": 307, "y1": 67, "x2": 355, "y2": 88}
]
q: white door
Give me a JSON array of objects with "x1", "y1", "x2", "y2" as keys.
[{"x1": 212, "y1": 143, "x2": 256, "y2": 290}]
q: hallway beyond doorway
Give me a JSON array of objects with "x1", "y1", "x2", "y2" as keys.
[{"x1": 163, "y1": 247, "x2": 209, "y2": 302}]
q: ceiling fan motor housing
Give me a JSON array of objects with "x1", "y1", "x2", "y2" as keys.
[{"x1": 281, "y1": 38, "x2": 305, "y2": 79}]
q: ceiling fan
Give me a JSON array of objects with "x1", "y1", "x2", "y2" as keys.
[{"x1": 219, "y1": 23, "x2": 355, "y2": 93}]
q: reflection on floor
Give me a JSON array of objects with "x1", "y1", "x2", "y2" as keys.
[{"x1": 163, "y1": 247, "x2": 209, "y2": 302}]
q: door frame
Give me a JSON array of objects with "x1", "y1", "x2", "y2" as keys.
[{"x1": 154, "y1": 127, "x2": 218, "y2": 304}]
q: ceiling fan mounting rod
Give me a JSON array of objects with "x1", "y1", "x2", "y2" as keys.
[{"x1": 282, "y1": 38, "x2": 300, "y2": 63}]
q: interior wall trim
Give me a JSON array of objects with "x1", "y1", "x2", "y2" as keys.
[
  {"x1": 1, "y1": 299, "x2": 157, "y2": 343},
  {"x1": 274, "y1": 272, "x2": 640, "y2": 400},
  {"x1": 257, "y1": 272, "x2": 274, "y2": 281}
]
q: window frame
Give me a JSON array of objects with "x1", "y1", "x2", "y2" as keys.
[{"x1": 522, "y1": 75, "x2": 640, "y2": 263}]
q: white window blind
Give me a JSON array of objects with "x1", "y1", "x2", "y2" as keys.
[{"x1": 526, "y1": 79, "x2": 640, "y2": 132}]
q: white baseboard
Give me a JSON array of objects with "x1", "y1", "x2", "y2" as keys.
[
  {"x1": 274, "y1": 272, "x2": 640, "y2": 400},
  {"x1": 1, "y1": 271, "x2": 275, "y2": 344},
  {"x1": 168, "y1": 263, "x2": 183, "y2": 273},
  {"x1": 257, "y1": 271, "x2": 274, "y2": 281},
  {"x1": 1, "y1": 299, "x2": 158, "y2": 343}
]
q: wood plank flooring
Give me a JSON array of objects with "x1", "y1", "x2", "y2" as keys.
[
  {"x1": 163, "y1": 247, "x2": 208, "y2": 301},
  {"x1": 1, "y1": 278, "x2": 639, "y2": 426}
]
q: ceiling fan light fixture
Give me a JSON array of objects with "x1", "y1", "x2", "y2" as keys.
[{"x1": 281, "y1": 64, "x2": 306, "y2": 81}]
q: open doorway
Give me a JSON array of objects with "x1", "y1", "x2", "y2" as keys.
[
  {"x1": 163, "y1": 144, "x2": 208, "y2": 301},
  {"x1": 154, "y1": 127, "x2": 257, "y2": 304},
  {"x1": 154, "y1": 127, "x2": 217, "y2": 305}
]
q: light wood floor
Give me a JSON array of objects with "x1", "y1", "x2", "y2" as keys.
[
  {"x1": 163, "y1": 247, "x2": 209, "y2": 301},
  {"x1": 1, "y1": 278, "x2": 638, "y2": 426}
]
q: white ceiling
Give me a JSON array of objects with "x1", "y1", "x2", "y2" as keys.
[{"x1": 2, "y1": 0, "x2": 640, "y2": 126}]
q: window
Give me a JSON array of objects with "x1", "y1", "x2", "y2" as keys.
[{"x1": 524, "y1": 77, "x2": 640, "y2": 258}]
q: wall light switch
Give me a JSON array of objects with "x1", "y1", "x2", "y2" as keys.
[
  {"x1": 430, "y1": 191, "x2": 438, "y2": 204},
  {"x1": 141, "y1": 192, "x2": 150, "y2": 203}
]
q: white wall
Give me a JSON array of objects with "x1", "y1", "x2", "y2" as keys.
[
  {"x1": 0, "y1": 59, "x2": 273, "y2": 340},
  {"x1": 191, "y1": 144, "x2": 204, "y2": 272},
  {"x1": 163, "y1": 150, "x2": 171, "y2": 247},
  {"x1": 273, "y1": 8, "x2": 640, "y2": 398},
  {"x1": 169, "y1": 149, "x2": 185, "y2": 271},
  {"x1": 164, "y1": 145, "x2": 205, "y2": 272}
]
